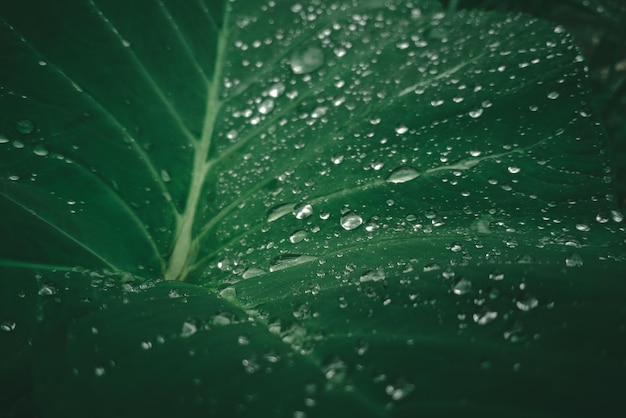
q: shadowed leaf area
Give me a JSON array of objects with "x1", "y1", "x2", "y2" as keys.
[{"x1": 1, "y1": 0, "x2": 625, "y2": 417}]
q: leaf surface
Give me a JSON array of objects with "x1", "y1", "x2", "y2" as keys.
[{"x1": 1, "y1": 0, "x2": 625, "y2": 417}]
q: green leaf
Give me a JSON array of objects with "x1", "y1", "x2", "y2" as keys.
[{"x1": 1, "y1": 0, "x2": 625, "y2": 417}]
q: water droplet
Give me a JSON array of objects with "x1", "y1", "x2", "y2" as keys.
[
  {"x1": 160, "y1": 169, "x2": 171, "y2": 182},
  {"x1": 507, "y1": 166, "x2": 521, "y2": 174},
  {"x1": 33, "y1": 145, "x2": 48, "y2": 157},
  {"x1": 140, "y1": 341, "x2": 152, "y2": 350},
  {"x1": 322, "y1": 357, "x2": 347, "y2": 382},
  {"x1": 226, "y1": 129, "x2": 238, "y2": 141},
  {"x1": 180, "y1": 321, "x2": 198, "y2": 338},
  {"x1": 547, "y1": 91, "x2": 559, "y2": 100},
  {"x1": 242, "y1": 268, "x2": 266, "y2": 279},
  {"x1": 267, "y1": 82, "x2": 285, "y2": 98},
  {"x1": 395, "y1": 124, "x2": 409, "y2": 134},
  {"x1": 0, "y1": 135, "x2": 9, "y2": 144},
  {"x1": 387, "y1": 166, "x2": 420, "y2": 184},
  {"x1": 452, "y1": 278, "x2": 472, "y2": 295},
  {"x1": 293, "y1": 203, "x2": 313, "y2": 219},
  {"x1": 516, "y1": 295, "x2": 539, "y2": 311},
  {"x1": 290, "y1": 47, "x2": 325, "y2": 74},
  {"x1": 340, "y1": 212, "x2": 363, "y2": 230},
  {"x1": 15, "y1": 120, "x2": 34, "y2": 134},
  {"x1": 565, "y1": 253, "x2": 583, "y2": 267},
  {"x1": 94, "y1": 367, "x2": 106, "y2": 377},
  {"x1": 611, "y1": 210, "x2": 624, "y2": 223},
  {"x1": 219, "y1": 287, "x2": 237, "y2": 300},
  {"x1": 385, "y1": 380, "x2": 415, "y2": 401},
  {"x1": 575, "y1": 223, "x2": 590, "y2": 232},
  {"x1": 258, "y1": 98, "x2": 275, "y2": 114},
  {"x1": 267, "y1": 203, "x2": 296, "y2": 222},
  {"x1": 38, "y1": 282, "x2": 58, "y2": 296},
  {"x1": 289, "y1": 229, "x2": 308, "y2": 243},
  {"x1": 270, "y1": 254, "x2": 317, "y2": 272},
  {"x1": 473, "y1": 310, "x2": 498, "y2": 325},
  {"x1": 238, "y1": 335, "x2": 250, "y2": 345},
  {"x1": 469, "y1": 108, "x2": 483, "y2": 118},
  {"x1": 331, "y1": 153, "x2": 344, "y2": 165},
  {"x1": 0, "y1": 320, "x2": 16, "y2": 332},
  {"x1": 370, "y1": 160, "x2": 384, "y2": 171},
  {"x1": 359, "y1": 269, "x2": 385, "y2": 283},
  {"x1": 242, "y1": 358, "x2": 260, "y2": 374}
]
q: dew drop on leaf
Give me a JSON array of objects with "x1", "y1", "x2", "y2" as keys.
[
  {"x1": 359, "y1": 269, "x2": 385, "y2": 283},
  {"x1": 290, "y1": 46, "x2": 324, "y2": 74},
  {"x1": 33, "y1": 145, "x2": 48, "y2": 157},
  {"x1": 15, "y1": 119, "x2": 34, "y2": 134},
  {"x1": 452, "y1": 278, "x2": 472, "y2": 295},
  {"x1": 180, "y1": 321, "x2": 198, "y2": 338},
  {"x1": 340, "y1": 212, "x2": 363, "y2": 230},
  {"x1": 267, "y1": 203, "x2": 296, "y2": 222},
  {"x1": 566, "y1": 253, "x2": 583, "y2": 267},
  {"x1": 267, "y1": 82, "x2": 285, "y2": 98},
  {"x1": 258, "y1": 98, "x2": 275, "y2": 115},
  {"x1": 289, "y1": 229, "x2": 308, "y2": 243},
  {"x1": 395, "y1": 124, "x2": 409, "y2": 134},
  {"x1": 469, "y1": 108, "x2": 483, "y2": 118},
  {"x1": 0, "y1": 320, "x2": 16, "y2": 332},
  {"x1": 516, "y1": 295, "x2": 539, "y2": 311},
  {"x1": 547, "y1": 91, "x2": 559, "y2": 100},
  {"x1": 386, "y1": 166, "x2": 420, "y2": 184},
  {"x1": 473, "y1": 310, "x2": 498, "y2": 325},
  {"x1": 331, "y1": 153, "x2": 344, "y2": 165},
  {"x1": 293, "y1": 203, "x2": 313, "y2": 219},
  {"x1": 385, "y1": 380, "x2": 415, "y2": 401},
  {"x1": 270, "y1": 254, "x2": 317, "y2": 272},
  {"x1": 0, "y1": 134, "x2": 9, "y2": 144}
]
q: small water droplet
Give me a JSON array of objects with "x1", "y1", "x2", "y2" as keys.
[
  {"x1": 293, "y1": 203, "x2": 313, "y2": 219},
  {"x1": 359, "y1": 269, "x2": 385, "y2": 283},
  {"x1": 33, "y1": 145, "x2": 48, "y2": 157},
  {"x1": 290, "y1": 46, "x2": 325, "y2": 74},
  {"x1": 226, "y1": 129, "x2": 238, "y2": 141},
  {"x1": 516, "y1": 296, "x2": 538, "y2": 311},
  {"x1": 160, "y1": 169, "x2": 171, "y2": 182},
  {"x1": 507, "y1": 166, "x2": 521, "y2": 174},
  {"x1": 385, "y1": 380, "x2": 415, "y2": 401},
  {"x1": 322, "y1": 357, "x2": 347, "y2": 382},
  {"x1": 331, "y1": 153, "x2": 344, "y2": 165},
  {"x1": 387, "y1": 166, "x2": 420, "y2": 184},
  {"x1": 469, "y1": 108, "x2": 483, "y2": 118},
  {"x1": 219, "y1": 287, "x2": 237, "y2": 300},
  {"x1": 15, "y1": 120, "x2": 35, "y2": 134},
  {"x1": 370, "y1": 160, "x2": 384, "y2": 171},
  {"x1": 473, "y1": 310, "x2": 498, "y2": 325},
  {"x1": 94, "y1": 367, "x2": 106, "y2": 377},
  {"x1": 180, "y1": 321, "x2": 198, "y2": 338},
  {"x1": 340, "y1": 212, "x2": 363, "y2": 230},
  {"x1": 395, "y1": 124, "x2": 409, "y2": 134},
  {"x1": 258, "y1": 98, "x2": 275, "y2": 114},
  {"x1": 0, "y1": 135, "x2": 9, "y2": 144},
  {"x1": 267, "y1": 82, "x2": 286, "y2": 98},
  {"x1": 452, "y1": 278, "x2": 472, "y2": 295},
  {"x1": 0, "y1": 320, "x2": 16, "y2": 332},
  {"x1": 547, "y1": 91, "x2": 559, "y2": 100},
  {"x1": 242, "y1": 268, "x2": 266, "y2": 279},
  {"x1": 565, "y1": 253, "x2": 583, "y2": 267}
]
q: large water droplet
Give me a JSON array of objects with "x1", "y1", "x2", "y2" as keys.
[
  {"x1": 386, "y1": 166, "x2": 420, "y2": 184},
  {"x1": 267, "y1": 203, "x2": 296, "y2": 222},
  {"x1": 290, "y1": 47, "x2": 325, "y2": 74},
  {"x1": 0, "y1": 320, "x2": 16, "y2": 332},
  {"x1": 293, "y1": 203, "x2": 313, "y2": 219},
  {"x1": 289, "y1": 229, "x2": 308, "y2": 243},
  {"x1": 340, "y1": 212, "x2": 363, "y2": 230},
  {"x1": 270, "y1": 254, "x2": 317, "y2": 272}
]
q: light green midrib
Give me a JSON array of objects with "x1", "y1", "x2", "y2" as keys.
[{"x1": 164, "y1": 13, "x2": 229, "y2": 281}]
